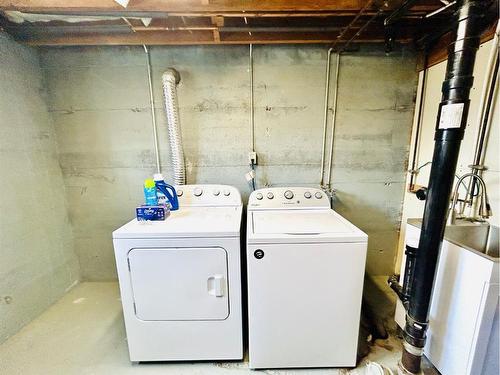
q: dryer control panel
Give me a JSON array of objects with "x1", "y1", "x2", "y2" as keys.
[
  {"x1": 248, "y1": 187, "x2": 330, "y2": 210},
  {"x1": 175, "y1": 184, "x2": 242, "y2": 207}
]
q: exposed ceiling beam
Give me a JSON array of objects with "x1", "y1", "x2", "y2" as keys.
[
  {"x1": 9, "y1": 28, "x2": 412, "y2": 46},
  {"x1": 0, "y1": 0, "x2": 449, "y2": 46},
  {"x1": 210, "y1": 15, "x2": 223, "y2": 42},
  {"x1": 0, "y1": 10, "x2": 435, "y2": 18},
  {"x1": 7, "y1": 24, "x2": 358, "y2": 33},
  {"x1": 0, "y1": 0, "x2": 442, "y2": 13}
]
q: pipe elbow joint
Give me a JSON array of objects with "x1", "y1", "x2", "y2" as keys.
[{"x1": 162, "y1": 68, "x2": 181, "y2": 85}]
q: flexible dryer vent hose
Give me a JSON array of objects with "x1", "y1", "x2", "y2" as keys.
[{"x1": 162, "y1": 68, "x2": 186, "y2": 185}]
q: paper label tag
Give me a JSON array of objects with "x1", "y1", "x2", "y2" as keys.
[{"x1": 439, "y1": 103, "x2": 464, "y2": 129}]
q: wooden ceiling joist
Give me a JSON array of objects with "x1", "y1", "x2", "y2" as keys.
[
  {"x1": 19, "y1": 31, "x2": 406, "y2": 46},
  {"x1": 0, "y1": 0, "x2": 449, "y2": 46},
  {"x1": 0, "y1": 0, "x2": 441, "y2": 14}
]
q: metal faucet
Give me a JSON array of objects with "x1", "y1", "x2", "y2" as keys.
[{"x1": 448, "y1": 173, "x2": 492, "y2": 225}]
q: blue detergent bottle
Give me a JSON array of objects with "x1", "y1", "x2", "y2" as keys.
[
  {"x1": 154, "y1": 173, "x2": 167, "y2": 205},
  {"x1": 143, "y1": 179, "x2": 158, "y2": 205},
  {"x1": 155, "y1": 179, "x2": 179, "y2": 211}
]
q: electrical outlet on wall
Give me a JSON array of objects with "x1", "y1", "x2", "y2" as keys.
[{"x1": 248, "y1": 151, "x2": 258, "y2": 165}]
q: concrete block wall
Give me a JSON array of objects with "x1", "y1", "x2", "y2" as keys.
[
  {"x1": 0, "y1": 33, "x2": 80, "y2": 344},
  {"x1": 39, "y1": 44, "x2": 417, "y2": 280}
]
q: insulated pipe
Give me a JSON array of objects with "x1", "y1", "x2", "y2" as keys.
[
  {"x1": 400, "y1": 1, "x2": 487, "y2": 373},
  {"x1": 162, "y1": 68, "x2": 186, "y2": 185},
  {"x1": 320, "y1": 48, "x2": 333, "y2": 187}
]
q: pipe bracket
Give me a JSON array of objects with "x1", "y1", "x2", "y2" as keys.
[{"x1": 404, "y1": 314, "x2": 428, "y2": 348}]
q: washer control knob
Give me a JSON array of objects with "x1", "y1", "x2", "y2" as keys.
[
  {"x1": 284, "y1": 190, "x2": 294, "y2": 200},
  {"x1": 213, "y1": 189, "x2": 220, "y2": 196},
  {"x1": 256, "y1": 193, "x2": 263, "y2": 200},
  {"x1": 304, "y1": 191, "x2": 312, "y2": 199},
  {"x1": 223, "y1": 189, "x2": 231, "y2": 196},
  {"x1": 193, "y1": 187, "x2": 203, "y2": 197},
  {"x1": 315, "y1": 191, "x2": 323, "y2": 199},
  {"x1": 267, "y1": 192, "x2": 274, "y2": 199},
  {"x1": 177, "y1": 189, "x2": 183, "y2": 197}
]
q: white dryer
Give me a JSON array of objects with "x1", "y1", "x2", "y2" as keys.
[
  {"x1": 246, "y1": 187, "x2": 368, "y2": 369},
  {"x1": 112, "y1": 184, "x2": 243, "y2": 362}
]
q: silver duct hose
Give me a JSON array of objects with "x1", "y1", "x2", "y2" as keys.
[{"x1": 162, "y1": 68, "x2": 186, "y2": 185}]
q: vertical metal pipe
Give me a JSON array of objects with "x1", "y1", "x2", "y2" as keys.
[
  {"x1": 471, "y1": 23, "x2": 500, "y2": 167},
  {"x1": 250, "y1": 44, "x2": 255, "y2": 152},
  {"x1": 400, "y1": 1, "x2": 487, "y2": 373},
  {"x1": 320, "y1": 0, "x2": 374, "y2": 187},
  {"x1": 409, "y1": 55, "x2": 428, "y2": 191},
  {"x1": 320, "y1": 48, "x2": 333, "y2": 187},
  {"x1": 326, "y1": 53, "x2": 341, "y2": 189},
  {"x1": 465, "y1": 58, "x2": 498, "y2": 213},
  {"x1": 144, "y1": 45, "x2": 161, "y2": 175},
  {"x1": 464, "y1": 24, "x2": 500, "y2": 208},
  {"x1": 477, "y1": 60, "x2": 498, "y2": 168}
]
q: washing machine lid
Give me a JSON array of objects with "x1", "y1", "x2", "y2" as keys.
[
  {"x1": 249, "y1": 209, "x2": 367, "y2": 243},
  {"x1": 113, "y1": 206, "x2": 242, "y2": 239}
]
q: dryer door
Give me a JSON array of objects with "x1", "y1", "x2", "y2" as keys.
[{"x1": 128, "y1": 247, "x2": 229, "y2": 321}]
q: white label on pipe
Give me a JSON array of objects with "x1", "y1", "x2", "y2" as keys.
[{"x1": 439, "y1": 103, "x2": 464, "y2": 129}]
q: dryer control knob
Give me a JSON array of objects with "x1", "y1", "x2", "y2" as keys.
[
  {"x1": 315, "y1": 191, "x2": 323, "y2": 199},
  {"x1": 177, "y1": 189, "x2": 183, "y2": 197},
  {"x1": 193, "y1": 187, "x2": 203, "y2": 197},
  {"x1": 256, "y1": 193, "x2": 263, "y2": 200},
  {"x1": 223, "y1": 189, "x2": 231, "y2": 196},
  {"x1": 284, "y1": 190, "x2": 294, "y2": 199},
  {"x1": 213, "y1": 189, "x2": 220, "y2": 196},
  {"x1": 304, "y1": 191, "x2": 312, "y2": 199},
  {"x1": 267, "y1": 192, "x2": 274, "y2": 199}
]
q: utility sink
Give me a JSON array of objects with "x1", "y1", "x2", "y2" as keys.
[
  {"x1": 408, "y1": 218, "x2": 499, "y2": 260},
  {"x1": 397, "y1": 219, "x2": 499, "y2": 375}
]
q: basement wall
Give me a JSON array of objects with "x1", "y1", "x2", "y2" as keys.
[
  {"x1": 0, "y1": 33, "x2": 80, "y2": 344},
  {"x1": 39, "y1": 44, "x2": 417, "y2": 280}
]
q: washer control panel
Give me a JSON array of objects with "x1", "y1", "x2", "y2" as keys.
[
  {"x1": 248, "y1": 187, "x2": 330, "y2": 209},
  {"x1": 175, "y1": 184, "x2": 241, "y2": 207}
]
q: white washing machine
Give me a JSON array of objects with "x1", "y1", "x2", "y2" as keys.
[
  {"x1": 112, "y1": 184, "x2": 243, "y2": 362},
  {"x1": 246, "y1": 187, "x2": 368, "y2": 369}
]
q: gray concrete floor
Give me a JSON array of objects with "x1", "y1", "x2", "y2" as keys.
[{"x1": 0, "y1": 282, "x2": 417, "y2": 375}]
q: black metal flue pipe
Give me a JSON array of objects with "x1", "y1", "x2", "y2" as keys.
[{"x1": 400, "y1": 1, "x2": 489, "y2": 373}]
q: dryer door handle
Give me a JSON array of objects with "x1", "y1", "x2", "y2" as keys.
[{"x1": 207, "y1": 275, "x2": 224, "y2": 297}]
